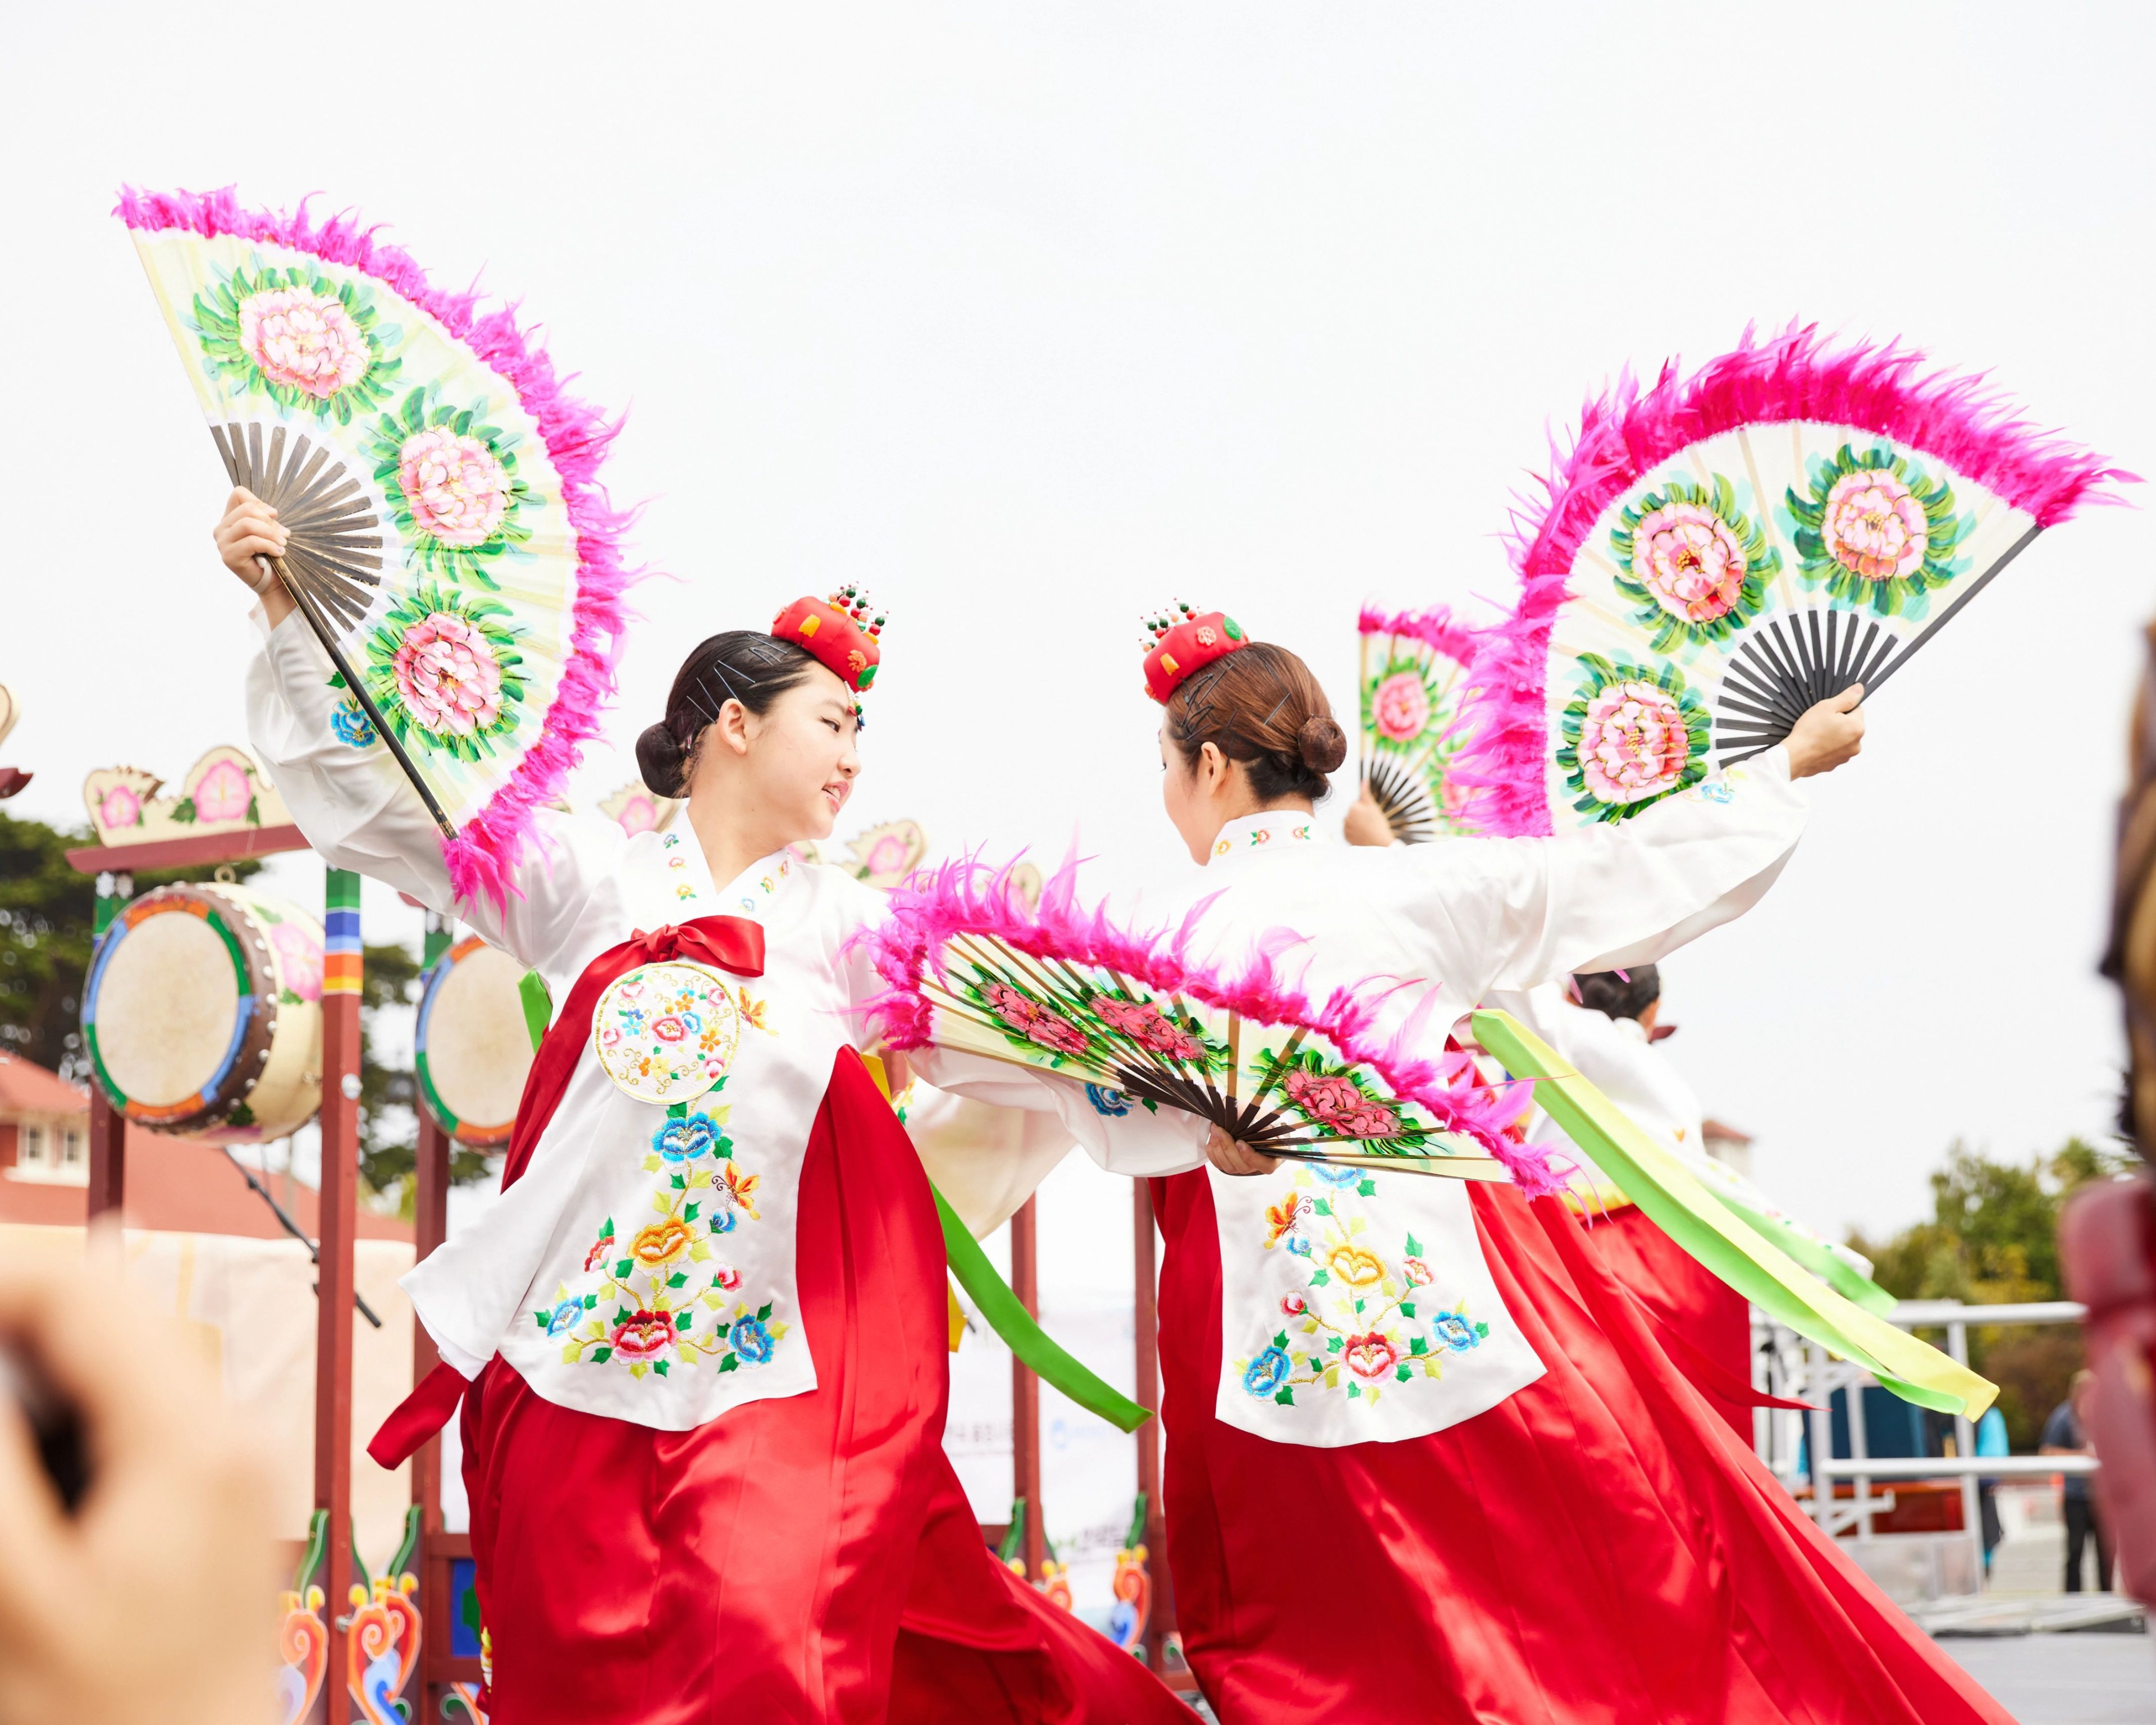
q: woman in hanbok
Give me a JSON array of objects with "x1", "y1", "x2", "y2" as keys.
[
  {"x1": 930, "y1": 608, "x2": 2011, "y2": 1724},
  {"x1": 216, "y1": 491, "x2": 1194, "y2": 1725}
]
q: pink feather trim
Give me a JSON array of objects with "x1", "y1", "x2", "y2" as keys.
[
  {"x1": 853, "y1": 852, "x2": 1557, "y2": 1194},
  {"x1": 1356, "y1": 602, "x2": 1481, "y2": 666},
  {"x1": 1450, "y1": 322, "x2": 2132, "y2": 838},
  {"x1": 117, "y1": 184, "x2": 639, "y2": 911}
]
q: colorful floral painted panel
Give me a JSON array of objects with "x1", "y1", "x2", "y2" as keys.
[
  {"x1": 542, "y1": 1088, "x2": 789, "y2": 1381},
  {"x1": 1231, "y1": 1163, "x2": 1494, "y2": 1410}
]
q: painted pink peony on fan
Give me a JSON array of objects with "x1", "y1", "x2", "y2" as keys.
[
  {"x1": 1371, "y1": 672, "x2": 1431, "y2": 743},
  {"x1": 239, "y1": 287, "x2": 369, "y2": 400},
  {"x1": 392, "y1": 615, "x2": 504, "y2": 736},
  {"x1": 1578, "y1": 682, "x2": 1692, "y2": 805},
  {"x1": 1629, "y1": 499, "x2": 1749, "y2": 623},
  {"x1": 1821, "y1": 471, "x2": 1929, "y2": 582},
  {"x1": 116, "y1": 184, "x2": 639, "y2": 910},
  {"x1": 400, "y1": 428, "x2": 514, "y2": 547}
]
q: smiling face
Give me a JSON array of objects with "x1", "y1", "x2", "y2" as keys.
[{"x1": 687, "y1": 660, "x2": 860, "y2": 850}]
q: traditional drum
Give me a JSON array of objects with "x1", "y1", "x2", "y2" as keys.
[
  {"x1": 82, "y1": 883, "x2": 324, "y2": 1142},
  {"x1": 414, "y1": 936, "x2": 541, "y2": 1147}
]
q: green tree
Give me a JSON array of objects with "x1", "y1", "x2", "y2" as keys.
[
  {"x1": 1849, "y1": 1138, "x2": 2136, "y2": 1449},
  {"x1": 0, "y1": 810, "x2": 260, "y2": 1083}
]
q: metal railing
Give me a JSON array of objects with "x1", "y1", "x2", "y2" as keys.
[{"x1": 1757, "y1": 1299, "x2": 2093, "y2": 1582}]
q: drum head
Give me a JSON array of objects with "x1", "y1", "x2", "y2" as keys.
[
  {"x1": 93, "y1": 905, "x2": 241, "y2": 1108},
  {"x1": 419, "y1": 943, "x2": 536, "y2": 1143}
]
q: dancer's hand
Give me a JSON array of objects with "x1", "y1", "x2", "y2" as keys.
[
  {"x1": 214, "y1": 488, "x2": 296, "y2": 627},
  {"x1": 1785, "y1": 686, "x2": 1866, "y2": 780},
  {"x1": 1342, "y1": 787, "x2": 1396, "y2": 848},
  {"x1": 0, "y1": 1266, "x2": 277, "y2": 1724},
  {"x1": 1205, "y1": 1124, "x2": 1278, "y2": 1178}
]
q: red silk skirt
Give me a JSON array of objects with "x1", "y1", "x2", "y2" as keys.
[
  {"x1": 462, "y1": 1049, "x2": 1185, "y2": 1724},
  {"x1": 1152, "y1": 1171, "x2": 2011, "y2": 1725},
  {"x1": 1583, "y1": 1202, "x2": 1757, "y2": 1441}
]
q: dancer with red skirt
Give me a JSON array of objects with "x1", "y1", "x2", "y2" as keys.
[
  {"x1": 221, "y1": 489, "x2": 1191, "y2": 1724},
  {"x1": 932, "y1": 609, "x2": 2009, "y2": 1723}
]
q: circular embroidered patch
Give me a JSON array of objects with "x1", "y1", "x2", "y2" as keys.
[{"x1": 592, "y1": 961, "x2": 743, "y2": 1104}]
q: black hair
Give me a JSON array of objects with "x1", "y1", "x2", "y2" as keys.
[
  {"x1": 1573, "y1": 965, "x2": 1661, "y2": 1023},
  {"x1": 1163, "y1": 641, "x2": 1347, "y2": 802},
  {"x1": 636, "y1": 631, "x2": 823, "y2": 797}
]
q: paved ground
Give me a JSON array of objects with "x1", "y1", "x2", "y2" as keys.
[
  {"x1": 1167, "y1": 1629, "x2": 2155, "y2": 1722},
  {"x1": 1937, "y1": 1632, "x2": 2154, "y2": 1724}
]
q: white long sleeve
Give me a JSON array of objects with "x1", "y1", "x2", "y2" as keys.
[
  {"x1": 908, "y1": 1046, "x2": 1209, "y2": 1178},
  {"x1": 1367, "y1": 747, "x2": 1807, "y2": 1004}
]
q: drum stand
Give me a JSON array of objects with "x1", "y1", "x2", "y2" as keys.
[{"x1": 68, "y1": 823, "x2": 367, "y2": 1724}]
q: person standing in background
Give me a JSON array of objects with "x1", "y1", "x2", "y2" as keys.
[{"x1": 2042, "y1": 1371, "x2": 2111, "y2": 1591}]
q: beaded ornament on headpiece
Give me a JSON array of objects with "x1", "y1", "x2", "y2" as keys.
[
  {"x1": 771, "y1": 585, "x2": 886, "y2": 723},
  {"x1": 1140, "y1": 599, "x2": 1247, "y2": 704}
]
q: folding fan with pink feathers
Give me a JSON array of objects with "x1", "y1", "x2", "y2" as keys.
[
  {"x1": 860, "y1": 858, "x2": 1549, "y2": 1184},
  {"x1": 1356, "y1": 603, "x2": 1488, "y2": 842},
  {"x1": 118, "y1": 185, "x2": 633, "y2": 907},
  {"x1": 1450, "y1": 325, "x2": 2127, "y2": 834}
]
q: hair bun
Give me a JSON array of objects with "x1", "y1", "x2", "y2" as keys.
[
  {"x1": 1298, "y1": 714, "x2": 1347, "y2": 776},
  {"x1": 636, "y1": 722, "x2": 687, "y2": 798}
]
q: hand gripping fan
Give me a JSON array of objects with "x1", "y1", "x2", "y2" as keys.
[
  {"x1": 118, "y1": 186, "x2": 633, "y2": 906},
  {"x1": 860, "y1": 859, "x2": 1553, "y2": 1184},
  {"x1": 1452, "y1": 325, "x2": 2125, "y2": 834},
  {"x1": 1356, "y1": 604, "x2": 1484, "y2": 842}
]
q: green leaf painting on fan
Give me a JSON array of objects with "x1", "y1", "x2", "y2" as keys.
[
  {"x1": 190, "y1": 261, "x2": 404, "y2": 426},
  {"x1": 915, "y1": 932, "x2": 1501, "y2": 1170},
  {"x1": 1610, "y1": 474, "x2": 1779, "y2": 653},
  {"x1": 362, "y1": 583, "x2": 527, "y2": 763},
  {"x1": 1556, "y1": 654, "x2": 1711, "y2": 823},
  {"x1": 1784, "y1": 444, "x2": 1975, "y2": 618},
  {"x1": 366, "y1": 386, "x2": 537, "y2": 591}
]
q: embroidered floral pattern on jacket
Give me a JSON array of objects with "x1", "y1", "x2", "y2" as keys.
[
  {"x1": 1232, "y1": 1166, "x2": 1493, "y2": 1409},
  {"x1": 541, "y1": 1083, "x2": 790, "y2": 1381}
]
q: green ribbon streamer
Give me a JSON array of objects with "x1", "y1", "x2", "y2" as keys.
[
  {"x1": 931, "y1": 1186, "x2": 1152, "y2": 1434},
  {"x1": 519, "y1": 970, "x2": 552, "y2": 1054},
  {"x1": 1710, "y1": 1192, "x2": 1898, "y2": 1316},
  {"x1": 1473, "y1": 1009, "x2": 1996, "y2": 1421}
]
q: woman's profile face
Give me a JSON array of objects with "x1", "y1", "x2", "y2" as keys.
[{"x1": 692, "y1": 661, "x2": 861, "y2": 842}]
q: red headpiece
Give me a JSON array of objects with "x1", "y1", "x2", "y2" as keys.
[
  {"x1": 772, "y1": 586, "x2": 884, "y2": 692},
  {"x1": 1141, "y1": 601, "x2": 1247, "y2": 703}
]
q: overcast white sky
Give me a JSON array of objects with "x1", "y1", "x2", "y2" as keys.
[{"x1": 5, "y1": 2, "x2": 2154, "y2": 1243}]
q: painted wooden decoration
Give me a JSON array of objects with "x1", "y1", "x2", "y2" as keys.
[
  {"x1": 81, "y1": 745, "x2": 291, "y2": 846},
  {"x1": 276, "y1": 1513, "x2": 330, "y2": 1725},
  {"x1": 0, "y1": 682, "x2": 25, "y2": 800},
  {"x1": 597, "y1": 779, "x2": 683, "y2": 836},
  {"x1": 846, "y1": 818, "x2": 927, "y2": 889}
]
